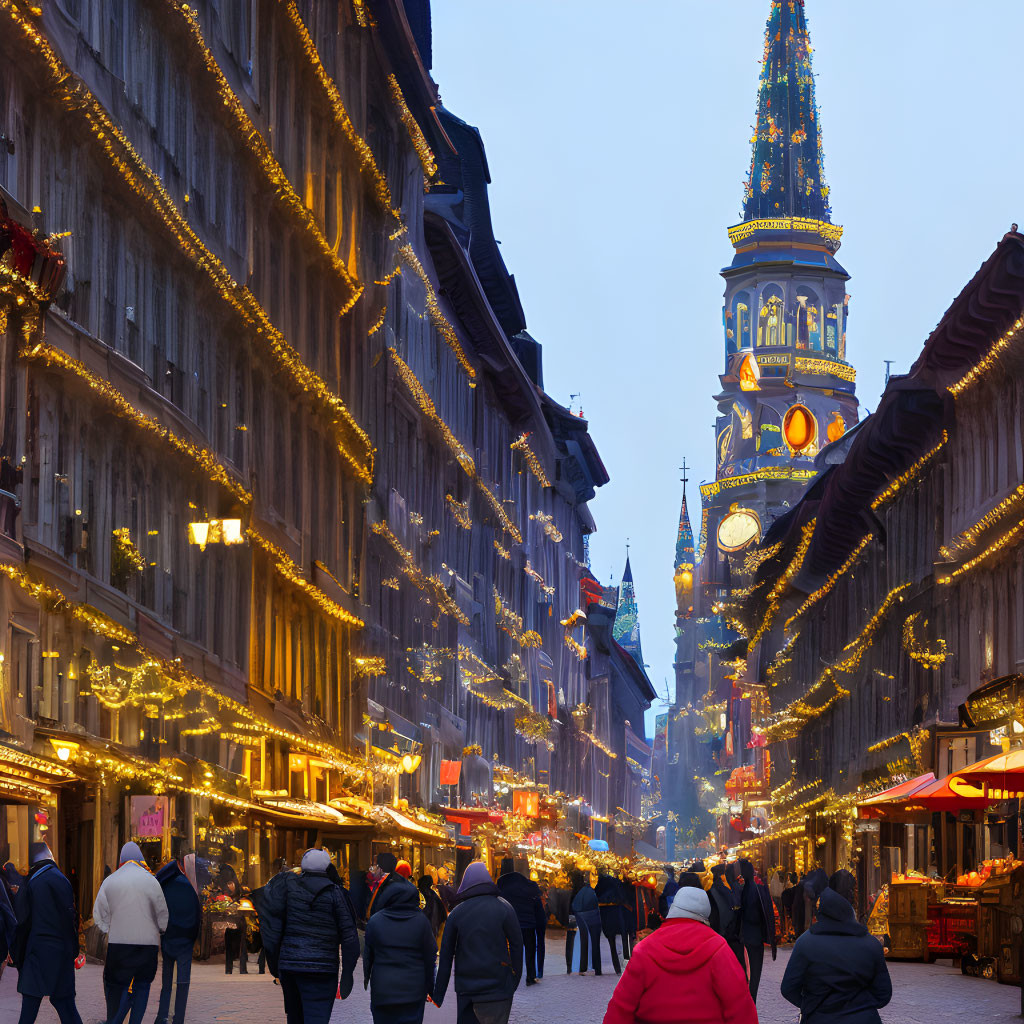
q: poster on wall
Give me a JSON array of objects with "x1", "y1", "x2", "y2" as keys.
[{"x1": 130, "y1": 795, "x2": 168, "y2": 839}]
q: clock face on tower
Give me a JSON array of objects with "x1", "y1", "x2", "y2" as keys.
[{"x1": 717, "y1": 509, "x2": 761, "y2": 552}]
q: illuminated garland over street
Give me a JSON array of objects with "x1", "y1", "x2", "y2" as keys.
[
  {"x1": 871, "y1": 433, "x2": 947, "y2": 511},
  {"x1": 0, "y1": 1, "x2": 374, "y2": 481},
  {"x1": 511, "y1": 433, "x2": 551, "y2": 488},
  {"x1": 748, "y1": 518, "x2": 816, "y2": 646},
  {"x1": 386, "y1": 75, "x2": 437, "y2": 178},
  {"x1": 949, "y1": 315, "x2": 1024, "y2": 398},
  {"x1": 940, "y1": 481, "x2": 1024, "y2": 560},
  {"x1": 783, "y1": 533, "x2": 872, "y2": 632},
  {"x1": 937, "y1": 515, "x2": 1024, "y2": 585}
]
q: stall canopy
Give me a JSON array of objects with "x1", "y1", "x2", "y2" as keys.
[
  {"x1": 953, "y1": 749, "x2": 1024, "y2": 798},
  {"x1": 858, "y1": 774, "x2": 989, "y2": 819},
  {"x1": 857, "y1": 773, "x2": 934, "y2": 818}
]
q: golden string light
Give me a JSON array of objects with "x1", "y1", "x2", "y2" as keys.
[
  {"x1": 529, "y1": 511, "x2": 562, "y2": 543},
  {"x1": 784, "y1": 533, "x2": 872, "y2": 632},
  {"x1": 0, "y1": 1, "x2": 374, "y2": 482},
  {"x1": 511, "y1": 433, "x2": 551, "y2": 488},
  {"x1": 163, "y1": 1, "x2": 361, "y2": 298},
  {"x1": 949, "y1": 316, "x2": 1024, "y2": 398},
  {"x1": 352, "y1": 656, "x2": 387, "y2": 677},
  {"x1": 350, "y1": 0, "x2": 373, "y2": 29},
  {"x1": 940, "y1": 481, "x2": 1024, "y2": 561},
  {"x1": 247, "y1": 530, "x2": 364, "y2": 628},
  {"x1": 937, "y1": 515, "x2": 1024, "y2": 585},
  {"x1": 494, "y1": 539, "x2": 511, "y2": 560},
  {"x1": 386, "y1": 74, "x2": 437, "y2": 178},
  {"x1": 565, "y1": 635, "x2": 588, "y2": 660},
  {"x1": 748, "y1": 518, "x2": 816, "y2": 646},
  {"x1": 901, "y1": 612, "x2": 949, "y2": 668},
  {"x1": 367, "y1": 306, "x2": 388, "y2": 337},
  {"x1": 397, "y1": 245, "x2": 476, "y2": 380},
  {"x1": 445, "y1": 494, "x2": 472, "y2": 530},
  {"x1": 871, "y1": 432, "x2": 947, "y2": 511}
]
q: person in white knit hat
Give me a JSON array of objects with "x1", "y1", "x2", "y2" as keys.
[{"x1": 93, "y1": 842, "x2": 168, "y2": 1024}]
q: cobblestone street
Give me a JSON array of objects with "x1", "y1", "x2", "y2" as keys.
[{"x1": 1, "y1": 937, "x2": 1020, "y2": 1023}]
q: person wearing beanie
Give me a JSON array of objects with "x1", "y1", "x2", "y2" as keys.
[
  {"x1": 495, "y1": 857, "x2": 545, "y2": 985},
  {"x1": 781, "y1": 886, "x2": 892, "y2": 1024},
  {"x1": 433, "y1": 861, "x2": 523, "y2": 1023},
  {"x1": 602, "y1": 887, "x2": 756, "y2": 1024},
  {"x1": 92, "y1": 842, "x2": 168, "y2": 1024},
  {"x1": 260, "y1": 847, "x2": 360, "y2": 1024},
  {"x1": 10, "y1": 843, "x2": 83, "y2": 1024}
]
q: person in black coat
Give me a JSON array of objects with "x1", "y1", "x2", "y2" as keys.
[
  {"x1": 780, "y1": 872, "x2": 799, "y2": 939},
  {"x1": 417, "y1": 875, "x2": 447, "y2": 945},
  {"x1": 495, "y1": 858, "x2": 545, "y2": 985},
  {"x1": 546, "y1": 873, "x2": 575, "y2": 974},
  {"x1": 433, "y1": 862, "x2": 523, "y2": 1024},
  {"x1": 658, "y1": 866, "x2": 679, "y2": 919},
  {"x1": 739, "y1": 859, "x2": 777, "y2": 1001},
  {"x1": 260, "y1": 849, "x2": 360, "y2": 1024},
  {"x1": 154, "y1": 858, "x2": 202, "y2": 1024},
  {"x1": 708, "y1": 864, "x2": 743, "y2": 968},
  {"x1": 619, "y1": 874, "x2": 640, "y2": 958},
  {"x1": 364, "y1": 876, "x2": 437, "y2": 1024},
  {"x1": 594, "y1": 870, "x2": 625, "y2": 975},
  {"x1": 781, "y1": 886, "x2": 892, "y2": 1024},
  {"x1": 570, "y1": 874, "x2": 603, "y2": 975},
  {"x1": 11, "y1": 843, "x2": 83, "y2": 1024}
]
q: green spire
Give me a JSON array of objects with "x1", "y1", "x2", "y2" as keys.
[
  {"x1": 743, "y1": 0, "x2": 832, "y2": 222},
  {"x1": 613, "y1": 555, "x2": 645, "y2": 668},
  {"x1": 675, "y1": 487, "x2": 695, "y2": 572}
]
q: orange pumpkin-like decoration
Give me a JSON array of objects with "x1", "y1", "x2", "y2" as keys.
[
  {"x1": 783, "y1": 403, "x2": 816, "y2": 453},
  {"x1": 826, "y1": 410, "x2": 846, "y2": 443}
]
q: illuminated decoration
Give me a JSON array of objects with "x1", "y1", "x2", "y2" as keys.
[
  {"x1": 405, "y1": 644, "x2": 454, "y2": 686},
  {"x1": 164, "y1": 2, "x2": 360, "y2": 297},
  {"x1": 349, "y1": 0, "x2": 373, "y2": 28},
  {"x1": 826, "y1": 411, "x2": 847, "y2": 443},
  {"x1": 717, "y1": 509, "x2": 761, "y2": 553},
  {"x1": 901, "y1": 613, "x2": 950, "y2": 668},
  {"x1": 949, "y1": 316, "x2": 1024, "y2": 398},
  {"x1": 871, "y1": 432, "x2": 947, "y2": 511},
  {"x1": 741, "y1": 541, "x2": 781, "y2": 576},
  {"x1": 748, "y1": 518, "x2": 816, "y2": 646},
  {"x1": 111, "y1": 528, "x2": 146, "y2": 575},
  {"x1": 937, "y1": 514, "x2": 1024, "y2": 585},
  {"x1": 188, "y1": 519, "x2": 243, "y2": 551},
  {"x1": 794, "y1": 357, "x2": 856, "y2": 383},
  {"x1": 784, "y1": 533, "x2": 872, "y2": 631},
  {"x1": 397, "y1": 246, "x2": 475, "y2": 381},
  {"x1": 21, "y1": 343, "x2": 252, "y2": 505},
  {"x1": 867, "y1": 728, "x2": 932, "y2": 774},
  {"x1": 511, "y1": 434, "x2": 551, "y2": 487},
  {"x1": 738, "y1": 352, "x2": 761, "y2": 391},
  {"x1": 560, "y1": 610, "x2": 587, "y2": 628},
  {"x1": 367, "y1": 306, "x2": 388, "y2": 337},
  {"x1": 782, "y1": 404, "x2": 816, "y2": 455},
  {"x1": 387, "y1": 350, "x2": 520, "y2": 541},
  {"x1": 515, "y1": 708, "x2": 553, "y2": 749},
  {"x1": 381, "y1": 576, "x2": 400, "y2": 590},
  {"x1": 529, "y1": 511, "x2": 562, "y2": 543},
  {"x1": 493, "y1": 539, "x2": 511, "y2": 560},
  {"x1": 700, "y1": 467, "x2": 817, "y2": 500},
  {"x1": 523, "y1": 562, "x2": 555, "y2": 599},
  {"x1": 372, "y1": 522, "x2": 469, "y2": 624},
  {"x1": 0, "y1": 5, "x2": 374, "y2": 481},
  {"x1": 494, "y1": 587, "x2": 543, "y2": 646},
  {"x1": 940, "y1": 478, "x2": 1024, "y2": 561},
  {"x1": 386, "y1": 75, "x2": 437, "y2": 178},
  {"x1": 352, "y1": 656, "x2": 387, "y2": 677},
  {"x1": 565, "y1": 635, "x2": 588, "y2": 661},
  {"x1": 445, "y1": 494, "x2": 472, "y2": 530},
  {"x1": 49, "y1": 739, "x2": 79, "y2": 764}
]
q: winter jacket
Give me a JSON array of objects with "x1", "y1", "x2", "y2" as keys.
[
  {"x1": 0, "y1": 873, "x2": 14, "y2": 962},
  {"x1": 418, "y1": 876, "x2": 448, "y2": 940},
  {"x1": 708, "y1": 877, "x2": 741, "y2": 947},
  {"x1": 595, "y1": 874, "x2": 626, "y2": 937},
  {"x1": 781, "y1": 887, "x2": 892, "y2": 1024},
  {"x1": 93, "y1": 862, "x2": 168, "y2": 946},
  {"x1": 571, "y1": 883, "x2": 601, "y2": 930},
  {"x1": 602, "y1": 917, "x2": 757, "y2": 1024},
  {"x1": 364, "y1": 878, "x2": 437, "y2": 1006},
  {"x1": 739, "y1": 863, "x2": 777, "y2": 959},
  {"x1": 432, "y1": 876, "x2": 523, "y2": 1006},
  {"x1": 621, "y1": 879, "x2": 642, "y2": 935},
  {"x1": 547, "y1": 886, "x2": 572, "y2": 929},
  {"x1": 156, "y1": 860, "x2": 202, "y2": 951},
  {"x1": 659, "y1": 875, "x2": 680, "y2": 918},
  {"x1": 260, "y1": 868, "x2": 360, "y2": 978},
  {"x1": 12, "y1": 861, "x2": 79, "y2": 999},
  {"x1": 496, "y1": 868, "x2": 545, "y2": 932}
]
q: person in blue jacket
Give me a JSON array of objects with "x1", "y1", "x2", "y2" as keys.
[
  {"x1": 10, "y1": 842, "x2": 82, "y2": 1024},
  {"x1": 781, "y1": 882, "x2": 892, "y2": 1024},
  {"x1": 363, "y1": 875, "x2": 436, "y2": 1024},
  {"x1": 154, "y1": 856, "x2": 202, "y2": 1024},
  {"x1": 570, "y1": 873, "x2": 603, "y2": 976}
]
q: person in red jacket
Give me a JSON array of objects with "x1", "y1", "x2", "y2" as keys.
[{"x1": 602, "y1": 886, "x2": 757, "y2": 1024}]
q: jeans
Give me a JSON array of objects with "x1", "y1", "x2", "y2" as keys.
[
  {"x1": 576, "y1": 914, "x2": 602, "y2": 974},
  {"x1": 18, "y1": 995, "x2": 83, "y2": 1024},
  {"x1": 155, "y1": 945, "x2": 193, "y2": 1024},
  {"x1": 278, "y1": 969, "x2": 337, "y2": 1024},
  {"x1": 103, "y1": 980, "x2": 151, "y2": 1024},
  {"x1": 455, "y1": 996, "x2": 513, "y2": 1024},
  {"x1": 745, "y1": 943, "x2": 764, "y2": 1000}
]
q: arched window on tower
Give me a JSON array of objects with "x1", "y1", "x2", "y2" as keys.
[
  {"x1": 795, "y1": 287, "x2": 821, "y2": 351},
  {"x1": 757, "y1": 286, "x2": 784, "y2": 347},
  {"x1": 733, "y1": 291, "x2": 752, "y2": 350}
]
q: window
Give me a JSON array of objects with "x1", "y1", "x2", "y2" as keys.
[{"x1": 757, "y1": 287, "x2": 784, "y2": 347}]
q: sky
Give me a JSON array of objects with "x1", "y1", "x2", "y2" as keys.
[{"x1": 430, "y1": 0, "x2": 1024, "y2": 734}]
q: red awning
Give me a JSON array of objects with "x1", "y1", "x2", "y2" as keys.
[{"x1": 857, "y1": 773, "x2": 935, "y2": 818}]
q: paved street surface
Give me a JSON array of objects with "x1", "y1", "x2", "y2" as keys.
[{"x1": 0, "y1": 937, "x2": 1020, "y2": 1022}]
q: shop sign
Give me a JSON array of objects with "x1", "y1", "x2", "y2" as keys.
[{"x1": 130, "y1": 796, "x2": 168, "y2": 838}]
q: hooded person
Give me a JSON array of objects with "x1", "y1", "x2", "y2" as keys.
[
  {"x1": 495, "y1": 857, "x2": 545, "y2": 985},
  {"x1": 829, "y1": 869, "x2": 857, "y2": 908},
  {"x1": 707, "y1": 865, "x2": 742, "y2": 968},
  {"x1": 602, "y1": 887, "x2": 757, "y2": 1024},
  {"x1": 571, "y1": 871, "x2": 603, "y2": 975},
  {"x1": 367, "y1": 850, "x2": 401, "y2": 916},
  {"x1": 802, "y1": 868, "x2": 829, "y2": 931},
  {"x1": 418, "y1": 874, "x2": 448, "y2": 945},
  {"x1": 658, "y1": 866, "x2": 679, "y2": 919},
  {"x1": 781, "y1": 886, "x2": 892, "y2": 1024},
  {"x1": 11, "y1": 843, "x2": 83, "y2": 1024},
  {"x1": 738, "y1": 859, "x2": 777, "y2": 1001},
  {"x1": 432, "y1": 861, "x2": 523, "y2": 1024},
  {"x1": 364, "y1": 873, "x2": 437, "y2": 1024},
  {"x1": 260, "y1": 848, "x2": 360, "y2": 1024},
  {"x1": 153, "y1": 857, "x2": 202, "y2": 1024},
  {"x1": 93, "y1": 842, "x2": 168, "y2": 1024},
  {"x1": 594, "y1": 869, "x2": 626, "y2": 974}
]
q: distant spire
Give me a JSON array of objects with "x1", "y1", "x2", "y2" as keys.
[
  {"x1": 743, "y1": 0, "x2": 832, "y2": 222},
  {"x1": 675, "y1": 462, "x2": 695, "y2": 572},
  {"x1": 613, "y1": 553, "x2": 645, "y2": 668}
]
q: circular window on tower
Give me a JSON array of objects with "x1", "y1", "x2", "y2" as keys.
[
  {"x1": 783, "y1": 403, "x2": 816, "y2": 454},
  {"x1": 717, "y1": 508, "x2": 761, "y2": 553}
]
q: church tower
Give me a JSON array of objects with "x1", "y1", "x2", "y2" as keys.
[
  {"x1": 701, "y1": 0, "x2": 859, "y2": 607},
  {"x1": 613, "y1": 555, "x2": 645, "y2": 669}
]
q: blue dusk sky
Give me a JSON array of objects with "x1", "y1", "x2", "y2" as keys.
[{"x1": 430, "y1": 0, "x2": 1024, "y2": 735}]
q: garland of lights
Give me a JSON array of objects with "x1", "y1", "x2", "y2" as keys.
[
  {"x1": 748, "y1": 518, "x2": 816, "y2": 646},
  {"x1": 940, "y1": 481, "x2": 1024, "y2": 561},
  {"x1": 387, "y1": 349, "x2": 521, "y2": 541},
  {"x1": 350, "y1": 0, "x2": 373, "y2": 28},
  {"x1": 867, "y1": 728, "x2": 931, "y2": 773},
  {"x1": 938, "y1": 516, "x2": 1024, "y2": 585},
  {"x1": 162, "y1": 1, "x2": 362, "y2": 300},
  {"x1": 367, "y1": 306, "x2": 388, "y2": 338},
  {"x1": 511, "y1": 433, "x2": 551, "y2": 488},
  {"x1": 871, "y1": 432, "x2": 947, "y2": 511},
  {"x1": 529, "y1": 511, "x2": 562, "y2": 543},
  {"x1": 901, "y1": 612, "x2": 950, "y2": 668},
  {"x1": 0, "y1": 1, "x2": 374, "y2": 482},
  {"x1": 783, "y1": 533, "x2": 872, "y2": 632},
  {"x1": 949, "y1": 315, "x2": 1024, "y2": 398},
  {"x1": 445, "y1": 494, "x2": 472, "y2": 530},
  {"x1": 565, "y1": 635, "x2": 588, "y2": 660},
  {"x1": 352, "y1": 656, "x2": 387, "y2": 676},
  {"x1": 386, "y1": 75, "x2": 437, "y2": 178}
]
